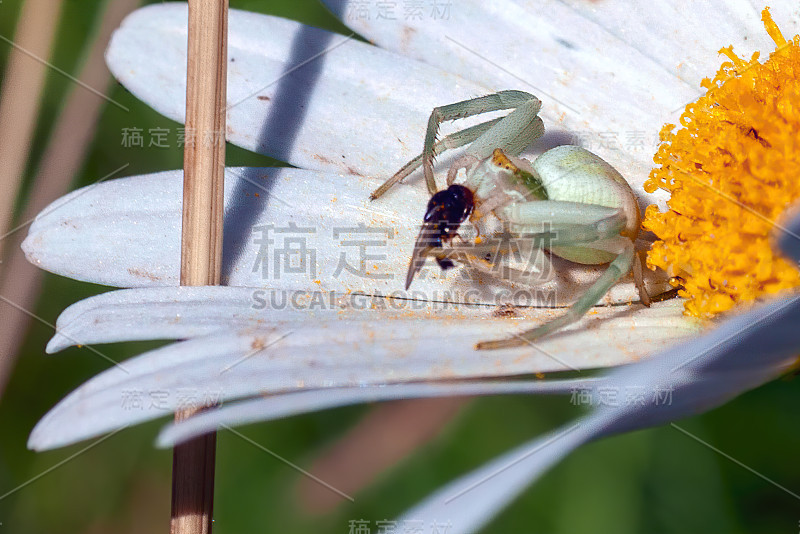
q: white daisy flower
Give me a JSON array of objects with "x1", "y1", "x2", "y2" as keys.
[{"x1": 21, "y1": 1, "x2": 800, "y2": 530}]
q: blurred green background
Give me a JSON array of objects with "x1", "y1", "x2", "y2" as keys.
[{"x1": 0, "y1": 1, "x2": 798, "y2": 533}]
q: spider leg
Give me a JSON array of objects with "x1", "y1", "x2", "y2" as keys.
[
  {"x1": 499, "y1": 201, "x2": 625, "y2": 246},
  {"x1": 419, "y1": 91, "x2": 543, "y2": 195},
  {"x1": 632, "y1": 250, "x2": 652, "y2": 307},
  {"x1": 370, "y1": 117, "x2": 503, "y2": 200},
  {"x1": 467, "y1": 201, "x2": 634, "y2": 350},
  {"x1": 447, "y1": 155, "x2": 481, "y2": 186},
  {"x1": 415, "y1": 202, "x2": 626, "y2": 290},
  {"x1": 415, "y1": 244, "x2": 555, "y2": 286},
  {"x1": 476, "y1": 237, "x2": 635, "y2": 350},
  {"x1": 463, "y1": 250, "x2": 555, "y2": 286}
]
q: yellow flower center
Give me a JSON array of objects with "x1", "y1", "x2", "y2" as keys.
[{"x1": 642, "y1": 7, "x2": 800, "y2": 319}]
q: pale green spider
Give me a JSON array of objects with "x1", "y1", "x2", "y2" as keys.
[{"x1": 371, "y1": 90, "x2": 651, "y2": 350}]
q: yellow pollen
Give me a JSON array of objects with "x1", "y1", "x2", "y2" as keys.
[{"x1": 642, "y1": 7, "x2": 800, "y2": 319}]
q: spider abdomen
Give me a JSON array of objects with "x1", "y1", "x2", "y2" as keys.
[{"x1": 533, "y1": 145, "x2": 640, "y2": 239}]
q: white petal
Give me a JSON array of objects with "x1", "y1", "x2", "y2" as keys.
[
  {"x1": 162, "y1": 284, "x2": 800, "y2": 448},
  {"x1": 45, "y1": 286, "x2": 691, "y2": 353},
  {"x1": 324, "y1": 0, "x2": 800, "y2": 207},
  {"x1": 396, "y1": 291, "x2": 800, "y2": 532},
  {"x1": 398, "y1": 421, "x2": 599, "y2": 531},
  {"x1": 106, "y1": 3, "x2": 492, "y2": 177},
  {"x1": 23, "y1": 167, "x2": 671, "y2": 303},
  {"x1": 156, "y1": 378, "x2": 604, "y2": 447},
  {"x1": 29, "y1": 298, "x2": 695, "y2": 451},
  {"x1": 546, "y1": 0, "x2": 799, "y2": 83}
]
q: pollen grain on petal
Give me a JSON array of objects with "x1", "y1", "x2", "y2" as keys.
[{"x1": 643, "y1": 7, "x2": 800, "y2": 319}]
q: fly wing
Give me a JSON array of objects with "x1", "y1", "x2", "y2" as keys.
[{"x1": 404, "y1": 222, "x2": 440, "y2": 290}]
